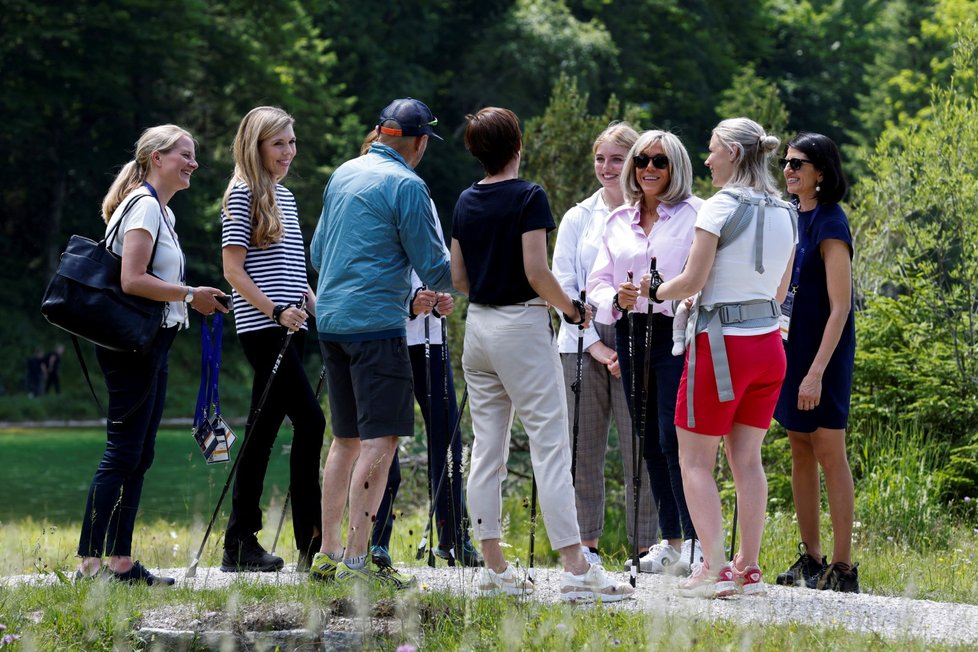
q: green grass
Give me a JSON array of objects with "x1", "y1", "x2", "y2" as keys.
[
  {"x1": 0, "y1": 427, "x2": 294, "y2": 525},
  {"x1": 3, "y1": 422, "x2": 978, "y2": 649}
]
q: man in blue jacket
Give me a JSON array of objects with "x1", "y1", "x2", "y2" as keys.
[{"x1": 308, "y1": 98, "x2": 453, "y2": 588}]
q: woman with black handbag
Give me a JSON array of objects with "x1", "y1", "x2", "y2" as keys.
[{"x1": 76, "y1": 125, "x2": 228, "y2": 585}]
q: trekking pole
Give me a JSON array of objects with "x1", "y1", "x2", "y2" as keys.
[
  {"x1": 528, "y1": 473, "x2": 538, "y2": 584},
  {"x1": 186, "y1": 297, "x2": 305, "y2": 578},
  {"x1": 440, "y1": 316, "x2": 462, "y2": 566},
  {"x1": 570, "y1": 289, "x2": 586, "y2": 484},
  {"x1": 417, "y1": 386, "x2": 469, "y2": 560},
  {"x1": 269, "y1": 359, "x2": 327, "y2": 555},
  {"x1": 729, "y1": 494, "x2": 739, "y2": 561},
  {"x1": 631, "y1": 260, "x2": 658, "y2": 587},
  {"x1": 624, "y1": 270, "x2": 643, "y2": 588},
  {"x1": 419, "y1": 305, "x2": 437, "y2": 567}
]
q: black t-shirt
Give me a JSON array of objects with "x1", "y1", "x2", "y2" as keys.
[{"x1": 452, "y1": 179, "x2": 555, "y2": 305}]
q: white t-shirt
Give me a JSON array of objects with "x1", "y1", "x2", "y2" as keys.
[
  {"x1": 405, "y1": 202, "x2": 447, "y2": 346},
  {"x1": 696, "y1": 188, "x2": 797, "y2": 335},
  {"x1": 105, "y1": 189, "x2": 187, "y2": 328}
]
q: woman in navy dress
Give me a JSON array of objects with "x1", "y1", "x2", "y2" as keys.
[{"x1": 773, "y1": 132, "x2": 858, "y2": 593}]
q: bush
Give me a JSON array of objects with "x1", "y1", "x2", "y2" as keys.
[
  {"x1": 850, "y1": 422, "x2": 952, "y2": 548},
  {"x1": 850, "y1": 293, "x2": 978, "y2": 440}
]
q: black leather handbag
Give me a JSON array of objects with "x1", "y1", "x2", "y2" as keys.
[{"x1": 41, "y1": 194, "x2": 165, "y2": 354}]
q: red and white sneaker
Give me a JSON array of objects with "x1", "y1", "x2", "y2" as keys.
[
  {"x1": 736, "y1": 564, "x2": 767, "y2": 596},
  {"x1": 714, "y1": 563, "x2": 737, "y2": 597}
]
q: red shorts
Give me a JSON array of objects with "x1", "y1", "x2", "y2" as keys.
[{"x1": 675, "y1": 330, "x2": 786, "y2": 436}]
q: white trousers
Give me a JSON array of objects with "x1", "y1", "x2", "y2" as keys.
[{"x1": 463, "y1": 302, "x2": 582, "y2": 550}]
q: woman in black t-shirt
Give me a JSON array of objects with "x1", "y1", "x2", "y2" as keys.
[{"x1": 451, "y1": 107, "x2": 632, "y2": 603}]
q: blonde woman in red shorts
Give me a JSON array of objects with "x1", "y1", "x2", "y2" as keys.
[{"x1": 643, "y1": 117, "x2": 797, "y2": 598}]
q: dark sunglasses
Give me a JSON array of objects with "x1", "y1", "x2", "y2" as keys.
[
  {"x1": 779, "y1": 157, "x2": 814, "y2": 171},
  {"x1": 633, "y1": 153, "x2": 669, "y2": 170}
]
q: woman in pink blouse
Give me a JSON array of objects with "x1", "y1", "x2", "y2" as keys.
[{"x1": 587, "y1": 130, "x2": 703, "y2": 576}]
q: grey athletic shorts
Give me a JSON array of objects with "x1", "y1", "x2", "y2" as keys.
[{"x1": 320, "y1": 337, "x2": 414, "y2": 440}]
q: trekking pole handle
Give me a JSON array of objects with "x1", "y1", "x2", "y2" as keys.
[
  {"x1": 648, "y1": 257, "x2": 664, "y2": 304},
  {"x1": 577, "y1": 290, "x2": 586, "y2": 333}
]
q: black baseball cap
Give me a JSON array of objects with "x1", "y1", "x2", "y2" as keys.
[{"x1": 377, "y1": 98, "x2": 443, "y2": 140}]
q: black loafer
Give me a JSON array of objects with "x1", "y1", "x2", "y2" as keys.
[
  {"x1": 222, "y1": 534, "x2": 284, "y2": 572},
  {"x1": 110, "y1": 561, "x2": 175, "y2": 586}
]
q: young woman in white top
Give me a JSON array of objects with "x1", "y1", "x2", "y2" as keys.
[
  {"x1": 552, "y1": 122, "x2": 657, "y2": 566},
  {"x1": 76, "y1": 125, "x2": 228, "y2": 585},
  {"x1": 646, "y1": 117, "x2": 797, "y2": 598}
]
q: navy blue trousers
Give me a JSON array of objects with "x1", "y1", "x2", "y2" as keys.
[
  {"x1": 615, "y1": 313, "x2": 696, "y2": 542},
  {"x1": 78, "y1": 327, "x2": 178, "y2": 558}
]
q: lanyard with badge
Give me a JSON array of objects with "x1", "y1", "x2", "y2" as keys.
[
  {"x1": 191, "y1": 313, "x2": 237, "y2": 463},
  {"x1": 780, "y1": 204, "x2": 819, "y2": 342}
]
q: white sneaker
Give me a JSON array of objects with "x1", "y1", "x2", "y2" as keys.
[
  {"x1": 581, "y1": 545, "x2": 603, "y2": 566},
  {"x1": 560, "y1": 564, "x2": 634, "y2": 603},
  {"x1": 675, "y1": 539, "x2": 704, "y2": 576},
  {"x1": 477, "y1": 564, "x2": 533, "y2": 597},
  {"x1": 624, "y1": 540, "x2": 679, "y2": 574}
]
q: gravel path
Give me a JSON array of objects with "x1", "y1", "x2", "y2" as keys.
[{"x1": 6, "y1": 563, "x2": 978, "y2": 647}]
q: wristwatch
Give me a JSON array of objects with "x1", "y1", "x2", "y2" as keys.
[{"x1": 184, "y1": 287, "x2": 194, "y2": 303}]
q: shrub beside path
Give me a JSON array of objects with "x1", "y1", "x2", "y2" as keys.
[{"x1": 5, "y1": 564, "x2": 978, "y2": 647}]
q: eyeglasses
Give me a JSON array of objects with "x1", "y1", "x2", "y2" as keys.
[
  {"x1": 779, "y1": 157, "x2": 814, "y2": 171},
  {"x1": 633, "y1": 153, "x2": 669, "y2": 170}
]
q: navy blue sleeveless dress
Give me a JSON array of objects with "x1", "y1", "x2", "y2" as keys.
[{"x1": 774, "y1": 203, "x2": 855, "y2": 433}]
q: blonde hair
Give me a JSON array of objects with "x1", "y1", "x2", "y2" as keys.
[
  {"x1": 712, "y1": 117, "x2": 781, "y2": 195},
  {"x1": 621, "y1": 130, "x2": 695, "y2": 206},
  {"x1": 222, "y1": 106, "x2": 295, "y2": 248},
  {"x1": 361, "y1": 129, "x2": 379, "y2": 155},
  {"x1": 101, "y1": 125, "x2": 193, "y2": 222},
  {"x1": 593, "y1": 121, "x2": 639, "y2": 154}
]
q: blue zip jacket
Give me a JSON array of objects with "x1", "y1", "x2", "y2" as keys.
[{"x1": 311, "y1": 143, "x2": 452, "y2": 340}]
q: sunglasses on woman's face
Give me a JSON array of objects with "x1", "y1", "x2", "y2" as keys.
[
  {"x1": 634, "y1": 153, "x2": 669, "y2": 170},
  {"x1": 779, "y1": 157, "x2": 814, "y2": 171}
]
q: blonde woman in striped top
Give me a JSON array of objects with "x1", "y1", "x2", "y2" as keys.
[{"x1": 220, "y1": 106, "x2": 324, "y2": 573}]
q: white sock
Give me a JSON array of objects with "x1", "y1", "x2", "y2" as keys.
[{"x1": 344, "y1": 554, "x2": 367, "y2": 570}]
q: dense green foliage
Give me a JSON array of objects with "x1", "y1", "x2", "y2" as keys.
[{"x1": 1, "y1": 0, "x2": 975, "y2": 406}]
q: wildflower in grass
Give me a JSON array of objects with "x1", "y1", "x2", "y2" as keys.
[
  {"x1": 0, "y1": 624, "x2": 21, "y2": 647},
  {"x1": 396, "y1": 644, "x2": 417, "y2": 652}
]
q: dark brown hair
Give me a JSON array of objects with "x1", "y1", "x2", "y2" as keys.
[{"x1": 463, "y1": 107, "x2": 522, "y2": 176}]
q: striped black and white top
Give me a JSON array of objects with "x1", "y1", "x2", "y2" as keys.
[{"x1": 221, "y1": 182, "x2": 309, "y2": 335}]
